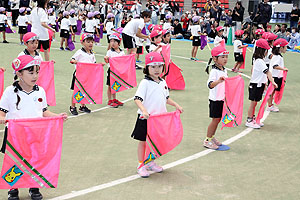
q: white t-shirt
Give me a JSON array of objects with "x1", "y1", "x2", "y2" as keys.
[
  {"x1": 122, "y1": 18, "x2": 145, "y2": 37},
  {"x1": 71, "y1": 48, "x2": 96, "y2": 69},
  {"x1": 0, "y1": 85, "x2": 47, "y2": 120},
  {"x1": 0, "y1": 14, "x2": 8, "y2": 23},
  {"x1": 163, "y1": 22, "x2": 171, "y2": 30},
  {"x1": 31, "y1": 7, "x2": 49, "y2": 40},
  {"x1": 26, "y1": 14, "x2": 32, "y2": 23},
  {"x1": 106, "y1": 48, "x2": 125, "y2": 68},
  {"x1": 106, "y1": 21, "x2": 114, "y2": 35},
  {"x1": 251, "y1": 58, "x2": 269, "y2": 85},
  {"x1": 149, "y1": 43, "x2": 162, "y2": 52},
  {"x1": 264, "y1": 48, "x2": 272, "y2": 65},
  {"x1": 95, "y1": 18, "x2": 100, "y2": 28},
  {"x1": 61, "y1": 18, "x2": 71, "y2": 31},
  {"x1": 234, "y1": 39, "x2": 242, "y2": 53},
  {"x1": 189, "y1": 25, "x2": 201, "y2": 36},
  {"x1": 85, "y1": 18, "x2": 96, "y2": 33},
  {"x1": 18, "y1": 49, "x2": 43, "y2": 61},
  {"x1": 207, "y1": 65, "x2": 228, "y2": 101},
  {"x1": 270, "y1": 55, "x2": 284, "y2": 78},
  {"x1": 214, "y1": 35, "x2": 223, "y2": 47},
  {"x1": 134, "y1": 76, "x2": 169, "y2": 115},
  {"x1": 135, "y1": 35, "x2": 144, "y2": 46},
  {"x1": 69, "y1": 16, "x2": 78, "y2": 26},
  {"x1": 17, "y1": 15, "x2": 28, "y2": 26},
  {"x1": 48, "y1": 15, "x2": 56, "y2": 25}
]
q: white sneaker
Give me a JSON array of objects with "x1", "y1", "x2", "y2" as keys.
[
  {"x1": 267, "y1": 105, "x2": 279, "y2": 112},
  {"x1": 245, "y1": 120, "x2": 260, "y2": 129},
  {"x1": 253, "y1": 116, "x2": 264, "y2": 127},
  {"x1": 145, "y1": 161, "x2": 163, "y2": 173},
  {"x1": 137, "y1": 166, "x2": 150, "y2": 178}
]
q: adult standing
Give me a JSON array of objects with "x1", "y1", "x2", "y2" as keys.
[
  {"x1": 113, "y1": 0, "x2": 123, "y2": 28},
  {"x1": 31, "y1": 0, "x2": 56, "y2": 61},
  {"x1": 169, "y1": 0, "x2": 179, "y2": 18},
  {"x1": 99, "y1": 0, "x2": 111, "y2": 23},
  {"x1": 232, "y1": 1, "x2": 244, "y2": 31},
  {"x1": 256, "y1": 0, "x2": 272, "y2": 29},
  {"x1": 290, "y1": 5, "x2": 299, "y2": 28},
  {"x1": 131, "y1": 0, "x2": 142, "y2": 17},
  {"x1": 209, "y1": 0, "x2": 222, "y2": 22},
  {"x1": 20, "y1": 0, "x2": 30, "y2": 7},
  {"x1": 85, "y1": 0, "x2": 94, "y2": 12},
  {"x1": 9, "y1": 0, "x2": 20, "y2": 26}
]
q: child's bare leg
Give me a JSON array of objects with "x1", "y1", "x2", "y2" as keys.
[
  {"x1": 248, "y1": 101, "x2": 257, "y2": 118},
  {"x1": 267, "y1": 90, "x2": 275, "y2": 107},
  {"x1": 107, "y1": 86, "x2": 112, "y2": 100},
  {"x1": 64, "y1": 38, "x2": 68, "y2": 48},
  {"x1": 3, "y1": 31, "x2": 6, "y2": 41},
  {"x1": 194, "y1": 46, "x2": 199, "y2": 58},
  {"x1": 206, "y1": 118, "x2": 221, "y2": 138},
  {"x1": 20, "y1": 34, "x2": 23, "y2": 43},
  {"x1": 191, "y1": 46, "x2": 195, "y2": 57},
  {"x1": 137, "y1": 141, "x2": 146, "y2": 161},
  {"x1": 60, "y1": 37, "x2": 64, "y2": 47},
  {"x1": 236, "y1": 62, "x2": 242, "y2": 70},
  {"x1": 71, "y1": 96, "x2": 76, "y2": 108}
]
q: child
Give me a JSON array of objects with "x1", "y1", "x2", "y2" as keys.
[
  {"x1": 214, "y1": 26, "x2": 225, "y2": 47},
  {"x1": 246, "y1": 39, "x2": 278, "y2": 129},
  {"x1": 0, "y1": 7, "x2": 10, "y2": 43},
  {"x1": 253, "y1": 28, "x2": 264, "y2": 49},
  {"x1": 135, "y1": 35, "x2": 144, "y2": 63},
  {"x1": 162, "y1": 13, "x2": 172, "y2": 31},
  {"x1": 233, "y1": 30, "x2": 248, "y2": 72},
  {"x1": 94, "y1": 11, "x2": 103, "y2": 46},
  {"x1": 60, "y1": 11, "x2": 74, "y2": 51},
  {"x1": 162, "y1": 29, "x2": 171, "y2": 44},
  {"x1": 48, "y1": 8, "x2": 56, "y2": 41},
  {"x1": 104, "y1": 33, "x2": 125, "y2": 108},
  {"x1": 85, "y1": 12, "x2": 98, "y2": 36},
  {"x1": 189, "y1": 16, "x2": 201, "y2": 61},
  {"x1": 104, "y1": 13, "x2": 117, "y2": 50},
  {"x1": 262, "y1": 32, "x2": 277, "y2": 68},
  {"x1": 149, "y1": 29, "x2": 162, "y2": 52},
  {"x1": 145, "y1": 23, "x2": 154, "y2": 53},
  {"x1": 69, "y1": 33, "x2": 95, "y2": 115},
  {"x1": 69, "y1": 9, "x2": 78, "y2": 42},
  {"x1": 204, "y1": 45, "x2": 229, "y2": 149},
  {"x1": 267, "y1": 38, "x2": 289, "y2": 112},
  {"x1": 132, "y1": 51, "x2": 183, "y2": 177},
  {"x1": 0, "y1": 55, "x2": 67, "y2": 200},
  {"x1": 18, "y1": 32, "x2": 43, "y2": 60},
  {"x1": 17, "y1": 7, "x2": 28, "y2": 45}
]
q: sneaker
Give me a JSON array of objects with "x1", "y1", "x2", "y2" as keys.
[
  {"x1": 194, "y1": 58, "x2": 199, "y2": 61},
  {"x1": 211, "y1": 137, "x2": 222, "y2": 146},
  {"x1": 65, "y1": 47, "x2": 71, "y2": 51},
  {"x1": 190, "y1": 57, "x2": 195, "y2": 61},
  {"x1": 79, "y1": 105, "x2": 91, "y2": 113},
  {"x1": 245, "y1": 120, "x2": 260, "y2": 129},
  {"x1": 8, "y1": 189, "x2": 19, "y2": 200},
  {"x1": 136, "y1": 59, "x2": 142, "y2": 63},
  {"x1": 267, "y1": 105, "x2": 279, "y2": 112},
  {"x1": 59, "y1": 47, "x2": 64, "y2": 50},
  {"x1": 29, "y1": 188, "x2": 43, "y2": 200},
  {"x1": 253, "y1": 116, "x2": 264, "y2": 127},
  {"x1": 20, "y1": 42, "x2": 24, "y2": 45},
  {"x1": 3, "y1": 40, "x2": 9, "y2": 43},
  {"x1": 145, "y1": 161, "x2": 163, "y2": 173},
  {"x1": 113, "y1": 99, "x2": 124, "y2": 106},
  {"x1": 108, "y1": 100, "x2": 119, "y2": 108},
  {"x1": 135, "y1": 64, "x2": 142, "y2": 70},
  {"x1": 69, "y1": 106, "x2": 78, "y2": 115},
  {"x1": 137, "y1": 166, "x2": 150, "y2": 178},
  {"x1": 203, "y1": 139, "x2": 219, "y2": 150}
]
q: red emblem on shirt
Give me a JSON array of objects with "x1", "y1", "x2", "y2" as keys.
[{"x1": 38, "y1": 98, "x2": 43, "y2": 102}]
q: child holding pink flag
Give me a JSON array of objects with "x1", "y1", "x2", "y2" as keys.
[
  {"x1": 0, "y1": 55, "x2": 67, "y2": 200},
  {"x1": 246, "y1": 39, "x2": 277, "y2": 129},
  {"x1": 104, "y1": 33, "x2": 125, "y2": 108},
  {"x1": 132, "y1": 52, "x2": 183, "y2": 178},
  {"x1": 204, "y1": 45, "x2": 229, "y2": 150},
  {"x1": 232, "y1": 30, "x2": 248, "y2": 72},
  {"x1": 267, "y1": 38, "x2": 289, "y2": 112}
]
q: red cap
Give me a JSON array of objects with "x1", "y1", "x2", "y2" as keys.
[
  {"x1": 150, "y1": 30, "x2": 162, "y2": 38},
  {"x1": 148, "y1": 24, "x2": 154, "y2": 31},
  {"x1": 211, "y1": 45, "x2": 229, "y2": 57},
  {"x1": 12, "y1": 55, "x2": 41, "y2": 72},
  {"x1": 267, "y1": 33, "x2": 278, "y2": 41},
  {"x1": 256, "y1": 39, "x2": 270, "y2": 50},
  {"x1": 23, "y1": 32, "x2": 39, "y2": 43},
  {"x1": 145, "y1": 52, "x2": 164, "y2": 66},
  {"x1": 235, "y1": 30, "x2": 244, "y2": 36},
  {"x1": 162, "y1": 29, "x2": 170, "y2": 36},
  {"x1": 80, "y1": 33, "x2": 94, "y2": 42},
  {"x1": 153, "y1": 25, "x2": 163, "y2": 31},
  {"x1": 255, "y1": 29, "x2": 265, "y2": 35},
  {"x1": 273, "y1": 38, "x2": 288, "y2": 47},
  {"x1": 109, "y1": 32, "x2": 122, "y2": 41},
  {"x1": 216, "y1": 26, "x2": 224, "y2": 32}
]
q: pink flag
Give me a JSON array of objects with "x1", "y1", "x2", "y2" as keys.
[
  {"x1": 256, "y1": 84, "x2": 274, "y2": 124},
  {"x1": 0, "y1": 116, "x2": 64, "y2": 189},
  {"x1": 240, "y1": 47, "x2": 247, "y2": 69},
  {"x1": 109, "y1": 54, "x2": 136, "y2": 94},
  {"x1": 220, "y1": 39, "x2": 226, "y2": 48},
  {"x1": 40, "y1": 30, "x2": 54, "y2": 53},
  {"x1": 221, "y1": 75, "x2": 244, "y2": 129},
  {"x1": 36, "y1": 61, "x2": 56, "y2": 106},
  {"x1": 140, "y1": 111, "x2": 183, "y2": 168},
  {"x1": 274, "y1": 71, "x2": 287, "y2": 105},
  {"x1": 165, "y1": 61, "x2": 185, "y2": 90},
  {"x1": 73, "y1": 62, "x2": 104, "y2": 104},
  {"x1": 0, "y1": 69, "x2": 4, "y2": 99},
  {"x1": 161, "y1": 45, "x2": 171, "y2": 77}
]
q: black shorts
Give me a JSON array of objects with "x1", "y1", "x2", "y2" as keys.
[
  {"x1": 192, "y1": 36, "x2": 201, "y2": 46},
  {"x1": 234, "y1": 52, "x2": 244, "y2": 62},
  {"x1": 248, "y1": 83, "x2": 265, "y2": 102},
  {"x1": 136, "y1": 46, "x2": 143, "y2": 54},
  {"x1": 37, "y1": 40, "x2": 50, "y2": 50},
  {"x1": 209, "y1": 100, "x2": 224, "y2": 118},
  {"x1": 0, "y1": 23, "x2": 5, "y2": 32},
  {"x1": 60, "y1": 29, "x2": 70, "y2": 38},
  {"x1": 72, "y1": 25, "x2": 77, "y2": 33},
  {"x1": 107, "y1": 34, "x2": 110, "y2": 43},
  {"x1": 50, "y1": 24, "x2": 56, "y2": 30},
  {"x1": 274, "y1": 77, "x2": 283, "y2": 91},
  {"x1": 131, "y1": 115, "x2": 147, "y2": 141},
  {"x1": 106, "y1": 68, "x2": 111, "y2": 86},
  {"x1": 18, "y1": 26, "x2": 27, "y2": 34},
  {"x1": 70, "y1": 70, "x2": 76, "y2": 90},
  {"x1": 122, "y1": 33, "x2": 136, "y2": 49}
]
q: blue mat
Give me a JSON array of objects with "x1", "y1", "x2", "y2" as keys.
[{"x1": 216, "y1": 144, "x2": 230, "y2": 151}]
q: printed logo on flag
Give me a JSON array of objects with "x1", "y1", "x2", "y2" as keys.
[
  {"x1": 144, "y1": 152, "x2": 156, "y2": 165},
  {"x1": 2, "y1": 165, "x2": 24, "y2": 186},
  {"x1": 222, "y1": 114, "x2": 233, "y2": 125},
  {"x1": 74, "y1": 91, "x2": 84, "y2": 103},
  {"x1": 111, "y1": 81, "x2": 121, "y2": 92}
]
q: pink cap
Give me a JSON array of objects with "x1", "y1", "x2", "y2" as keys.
[
  {"x1": 211, "y1": 45, "x2": 229, "y2": 57},
  {"x1": 80, "y1": 33, "x2": 94, "y2": 42},
  {"x1": 23, "y1": 32, "x2": 39, "y2": 43},
  {"x1": 267, "y1": 33, "x2": 277, "y2": 41},
  {"x1": 19, "y1": 7, "x2": 26, "y2": 13},
  {"x1": 87, "y1": 12, "x2": 94, "y2": 18},
  {"x1": 150, "y1": 30, "x2": 162, "y2": 38},
  {"x1": 262, "y1": 32, "x2": 270, "y2": 39},
  {"x1": 70, "y1": 9, "x2": 76, "y2": 14},
  {"x1": 12, "y1": 55, "x2": 41, "y2": 72},
  {"x1": 235, "y1": 30, "x2": 244, "y2": 36},
  {"x1": 256, "y1": 39, "x2": 270, "y2": 50},
  {"x1": 107, "y1": 13, "x2": 114, "y2": 19},
  {"x1": 147, "y1": 24, "x2": 154, "y2": 31},
  {"x1": 162, "y1": 29, "x2": 170, "y2": 36},
  {"x1": 153, "y1": 24, "x2": 163, "y2": 31},
  {"x1": 48, "y1": 8, "x2": 53, "y2": 14},
  {"x1": 0, "y1": 7, "x2": 5, "y2": 12},
  {"x1": 255, "y1": 29, "x2": 265, "y2": 35},
  {"x1": 273, "y1": 38, "x2": 288, "y2": 47},
  {"x1": 63, "y1": 11, "x2": 70, "y2": 17},
  {"x1": 145, "y1": 52, "x2": 164, "y2": 66},
  {"x1": 216, "y1": 26, "x2": 224, "y2": 32},
  {"x1": 109, "y1": 33, "x2": 122, "y2": 41}
]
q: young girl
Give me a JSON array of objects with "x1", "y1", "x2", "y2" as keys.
[
  {"x1": 267, "y1": 38, "x2": 289, "y2": 112},
  {"x1": 204, "y1": 46, "x2": 229, "y2": 149},
  {"x1": 69, "y1": 9, "x2": 78, "y2": 42},
  {"x1": 262, "y1": 32, "x2": 277, "y2": 69},
  {"x1": 94, "y1": 11, "x2": 103, "y2": 46},
  {"x1": 104, "y1": 13, "x2": 117, "y2": 50},
  {"x1": 253, "y1": 28, "x2": 264, "y2": 49},
  {"x1": 162, "y1": 13, "x2": 172, "y2": 31},
  {"x1": 0, "y1": 55, "x2": 67, "y2": 200},
  {"x1": 214, "y1": 26, "x2": 225, "y2": 47},
  {"x1": 48, "y1": 8, "x2": 56, "y2": 41},
  {"x1": 104, "y1": 33, "x2": 125, "y2": 108},
  {"x1": 18, "y1": 32, "x2": 43, "y2": 61},
  {"x1": 233, "y1": 30, "x2": 248, "y2": 72},
  {"x1": 60, "y1": 11, "x2": 74, "y2": 51},
  {"x1": 246, "y1": 39, "x2": 278, "y2": 129},
  {"x1": 132, "y1": 51, "x2": 183, "y2": 177},
  {"x1": 149, "y1": 29, "x2": 163, "y2": 52},
  {"x1": 162, "y1": 29, "x2": 171, "y2": 44},
  {"x1": 17, "y1": 7, "x2": 28, "y2": 45},
  {"x1": 0, "y1": 7, "x2": 10, "y2": 43},
  {"x1": 189, "y1": 16, "x2": 201, "y2": 61}
]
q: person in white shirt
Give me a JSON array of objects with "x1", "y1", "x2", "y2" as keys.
[
  {"x1": 48, "y1": 8, "x2": 56, "y2": 41},
  {"x1": 17, "y1": 7, "x2": 29, "y2": 44},
  {"x1": 94, "y1": 11, "x2": 103, "y2": 46},
  {"x1": 60, "y1": 11, "x2": 74, "y2": 51},
  {"x1": 18, "y1": 32, "x2": 44, "y2": 61},
  {"x1": 189, "y1": 16, "x2": 202, "y2": 61},
  {"x1": 214, "y1": 26, "x2": 225, "y2": 47},
  {"x1": 105, "y1": 13, "x2": 118, "y2": 50},
  {"x1": 162, "y1": 13, "x2": 172, "y2": 30},
  {"x1": 69, "y1": 9, "x2": 78, "y2": 42},
  {"x1": 85, "y1": 12, "x2": 99, "y2": 36},
  {"x1": 232, "y1": 30, "x2": 248, "y2": 72},
  {"x1": 9, "y1": 0, "x2": 20, "y2": 26},
  {"x1": 0, "y1": 7, "x2": 10, "y2": 43},
  {"x1": 85, "y1": 1, "x2": 94, "y2": 12},
  {"x1": 131, "y1": 0, "x2": 142, "y2": 17},
  {"x1": 113, "y1": 0, "x2": 123, "y2": 28},
  {"x1": 149, "y1": 29, "x2": 163, "y2": 53}
]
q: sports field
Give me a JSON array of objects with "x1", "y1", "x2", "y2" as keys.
[{"x1": 0, "y1": 32, "x2": 299, "y2": 200}]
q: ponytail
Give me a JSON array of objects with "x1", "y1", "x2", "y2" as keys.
[
  {"x1": 12, "y1": 76, "x2": 21, "y2": 110},
  {"x1": 205, "y1": 57, "x2": 213, "y2": 74}
]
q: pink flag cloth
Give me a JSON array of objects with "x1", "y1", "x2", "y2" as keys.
[
  {"x1": 256, "y1": 84, "x2": 274, "y2": 124},
  {"x1": 36, "y1": 61, "x2": 56, "y2": 106},
  {"x1": 221, "y1": 76, "x2": 244, "y2": 129},
  {"x1": 161, "y1": 44, "x2": 171, "y2": 77},
  {"x1": 72, "y1": 62, "x2": 104, "y2": 104},
  {"x1": 0, "y1": 116, "x2": 64, "y2": 189},
  {"x1": 140, "y1": 110, "x2": 183, "y2": 169},
  {"x1": 109, "y1": 54, "x2": 136, "y2": 94},
  {"x1": 240, "y1": 47, "x2": 247, "y2": 69},
  {"x1": 165, "y1": 61, "x2": 185, "y2": 90},
  {"x1": 274, "y1": 71, "x2": 287, "y2": 105},
  {"x1": 220, "y1": 39, "x2": 226, "y2": 48},
  {"x1": 0, "y1": 69, "x2": 4, "y2": 99}
]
